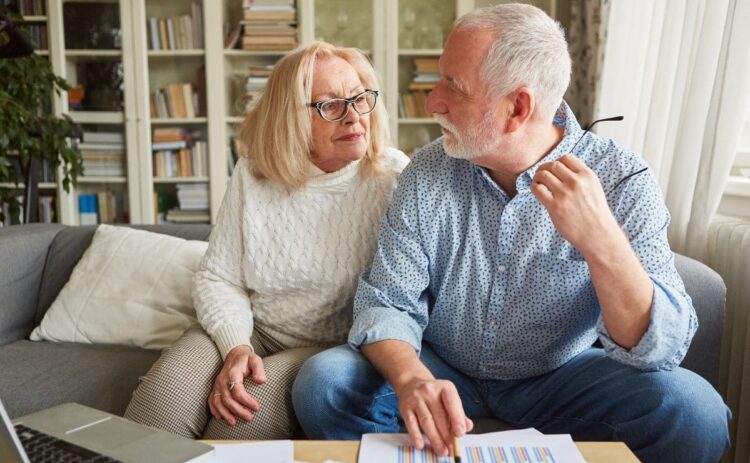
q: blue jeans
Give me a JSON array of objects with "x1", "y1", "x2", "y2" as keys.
[{"x1": 292, "y1": 344, "x2": 730, "y2": 463}]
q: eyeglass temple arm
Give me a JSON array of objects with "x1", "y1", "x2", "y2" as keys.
[
  {"x1": 567, "y1": 114, "x2": 649, "y2": 193},
  {"x1": 570, "y1": 115, "x2": 624, "y2": 153}
]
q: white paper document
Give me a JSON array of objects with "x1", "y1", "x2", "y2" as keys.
[
  {"x1": 359, "y1": 430, "x2": 586, "y2": 463},
  {"x1": 208, "y1": 440, "x2": 294, "y2": 463}
]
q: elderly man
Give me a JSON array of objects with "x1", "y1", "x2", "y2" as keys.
[{"x1": 292, "y1": 4, "x2": 729, "y2": 462}]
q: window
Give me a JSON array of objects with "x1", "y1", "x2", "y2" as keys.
[{"x1": 718, "y1": 103, "x2": 750, "y2": 219}]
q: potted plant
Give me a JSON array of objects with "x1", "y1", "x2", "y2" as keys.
[{"x1": 0, "y1": 8, "x2": 82, "y2": 225}]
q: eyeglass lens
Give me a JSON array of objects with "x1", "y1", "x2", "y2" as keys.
[{"x1": 320, "y1": 91, "x2": 377, "y2": 121}]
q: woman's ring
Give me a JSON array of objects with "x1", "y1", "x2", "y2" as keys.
[{"x1": 228, "y1": 381, "x2": 238, "y2": 391}]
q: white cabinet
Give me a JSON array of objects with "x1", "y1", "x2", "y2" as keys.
[{"x1": 41, "y1": 0, "x2": 555, "y2": 226}]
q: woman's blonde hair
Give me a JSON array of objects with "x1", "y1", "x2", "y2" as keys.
[{"x1": 239, "y1": 41, "x2": 390, "y2": 190}]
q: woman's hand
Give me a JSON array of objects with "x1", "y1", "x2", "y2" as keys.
[{"x1": 208, "y1": 345, "x2": 267, "y2": 426}]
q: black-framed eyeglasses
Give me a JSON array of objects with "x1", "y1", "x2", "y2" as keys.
[
  {"x1": 309, "y1": 89, "x2": 379, "y2": 122},
  {"x1": 571, "y1": 115, "x2": 648, "y2": 193}
]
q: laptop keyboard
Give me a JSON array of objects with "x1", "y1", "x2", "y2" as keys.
[{"x1": 14, "y1": 423, "x2": 122, "y2": 463}]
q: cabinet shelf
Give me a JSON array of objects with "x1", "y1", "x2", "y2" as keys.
[
  {"x1": 69, "y1": 112, "x2": 124, "y2": 124},
  {"x1": 65, "y1": 49, "x2": 122, "y2": 57},
  {"x1": 148, "y1": 49, "x2": 205, "y2": 57},
  {"x1": 153, "y1": 177, "x2": 209, "y2": 184},
  {"x1": 77, "y1": 177, "x2": 127, "y2": 184},
  {"x1": 223, "y1": 49, "x2": 290, "y2": 57},
  {"x1": 151, "y1": 117, "x2": 207, "y2": 125},
  {"x1": 0, "y1": 182, "x2": 57, "y2": 189},
  {"x1": 36, "y1": 0, "x2": 556, "y2": 226}
]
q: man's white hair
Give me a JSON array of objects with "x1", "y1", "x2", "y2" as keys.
[{"x1": 454, "y1": 3, "x2": 571, "y2": 122}]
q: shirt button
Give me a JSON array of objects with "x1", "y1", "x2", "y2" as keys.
[
  {"x1": 498, "y1": 265, "x2": 507, "y2": 272},
  {"x1": 490, "y1": 320, "x2": 497, "y2": 326}
]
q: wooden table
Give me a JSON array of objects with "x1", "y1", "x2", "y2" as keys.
[{"x1": 294, "y1": 440, "x2": 641, "y2": 462}]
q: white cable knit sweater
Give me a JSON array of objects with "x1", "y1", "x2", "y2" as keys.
[{"x1": 193, "y1": 148, "x2": 409, "y2": 358}]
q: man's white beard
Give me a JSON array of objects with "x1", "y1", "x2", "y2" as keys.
[{"x1": 434, "y1": 112, "x2": 502, "y2": 160}]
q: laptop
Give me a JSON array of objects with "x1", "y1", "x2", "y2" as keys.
[{"x1": 1, "y1": 398, "x2": 214, "y2": 463}]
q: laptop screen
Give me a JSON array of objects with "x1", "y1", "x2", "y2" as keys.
[{"x1": 0, "y1": 397, "x2": 30, "y2": 463}]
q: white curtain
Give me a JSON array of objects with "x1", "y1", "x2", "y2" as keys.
[{"x1": 593, "y1": 0, "x2": 750, "y2": 261}]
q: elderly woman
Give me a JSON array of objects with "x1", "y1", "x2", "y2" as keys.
[{"x1": 124, "y1": 41, "x2": 408, "y2": 440}]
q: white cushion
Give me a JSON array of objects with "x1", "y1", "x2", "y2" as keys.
[{"x1": 30, "y1": 224, "x2": 208, "y2": 349}]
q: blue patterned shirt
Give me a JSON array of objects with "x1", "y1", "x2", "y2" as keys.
[{"x1": 348, "y1": 102, "x2": 697, "y2": 380}]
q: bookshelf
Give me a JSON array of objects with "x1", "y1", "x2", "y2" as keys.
[
  {"x1": 28, "y1": 0, "x2": 556, "y2": 226},
  {"x1": 0, "y1": 0, "x2": 57, "y2": 226}
]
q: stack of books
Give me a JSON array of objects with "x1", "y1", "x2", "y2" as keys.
[
  {"x1": 21, "y1": 23, "x2": 47, "y2": 50},
  {"x1": 78, "y1": 192, "x2": 128, "y2": 225},
  {"x1": 152, "y1": 128, "x2": 208, "y2": 178},
  {"x1": 150, "y1": 82, "x2": 199, "y2": 119},
  {"x1": 147, "y1": 2, "x2": 203, "y2": 50},
  {"x1": 166, "y1": 183, "x2": 209, "y2": 223},
  {"x1": 239, "y1": 64, "x2": 274, "y2": 113},
  {"x1": 79, "y1": 132, "x2": 126, "y2": 178},
  {"x1": 399, "y1": 57, "x2": 439, "y2": 118},
  {"x1": 14, "y1": 0, "x2": 45, "y2": 15},
  {"x1": 240, "y1": 0, "x2": 297, "y2": 51}
]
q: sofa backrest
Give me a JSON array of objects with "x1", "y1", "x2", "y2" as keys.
[
  {"x1": 1, "y1": 224, "x2": 726, "y2": 388},
  {"x1": 0, "y1": 224, "x2": 65, "y2": 346},
  {"x1": 34, "y1": 224, "x2": 212, "y2": 328}
]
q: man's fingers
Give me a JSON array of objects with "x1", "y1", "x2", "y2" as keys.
[
  {"x1": 415, "y1": 403, "x2": 447, "y2": 456},
  {"x1": 465, "y1": 417, "x2": 474, "y2": 433},
  {"x1": 531, "y1": 181, "x2": 554, "y2": 205},
  {"x1": 426, "y1": 401, "x2": 453, "y2": 455},
  {"x1": 559, "y1": 153, "x2": 587, "y2": 172},
  {"x1": 533, "y1": 169, "x2": 564, "y2": 195},
  {"x1": 439, "y1": 385, "x2": 467, "y2": 436},
  {"x1": 403, "y1": 411, "x2": 425, "y2": 450},
  {"x1": 547, "y1": 160, "x2": 578, "y2": 185}
]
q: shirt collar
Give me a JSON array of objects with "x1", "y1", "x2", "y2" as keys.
[{"x1": 515, "y1": 100, "x2": 584, "y2": 193}]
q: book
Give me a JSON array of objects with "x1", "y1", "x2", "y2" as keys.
[
  {"x1": 148, "y1": 17, "x2": 160, "y2": 50},
  {"x1": 243, "y1": 11, "x2": 296, "y2": 21},
  {"x1": 82, "y1": 132, "x2": 125, "y2": 144}
]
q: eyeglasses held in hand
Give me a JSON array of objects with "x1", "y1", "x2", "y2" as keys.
[
  {"x1": 570, "y1": 115, "x2": 648, "y2": 193},
  {"x1": 309, "y1": 89, "x2": 379, "y2": 122}
]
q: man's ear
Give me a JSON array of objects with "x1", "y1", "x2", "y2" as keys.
[{"x1": 504, "y1": 87, "x2": 535, "y2": 133}]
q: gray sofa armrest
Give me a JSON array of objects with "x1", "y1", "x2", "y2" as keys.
[
  {"x1": 0, "y1": 224, "x2": 65, "y2": 346},
  {"x1": 675, "y1": 253, "x2": 726, "y2": 387}
]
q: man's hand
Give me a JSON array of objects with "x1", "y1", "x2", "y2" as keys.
[
  {"x1": 530, "y1": 154, "x2": 621, "y2": 257},
  {"x1": 531, "y1": 154, "x2": 654, "y2": 348},
  {"x1": 208, "y1": 345, "x2": 267, "y2": 426},
  {"x1": 395, "y1": 378, "x2": 474, "y2": 456}
]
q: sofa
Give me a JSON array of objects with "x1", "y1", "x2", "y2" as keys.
[{"x1": 0, "y1": 223, "x2": 727, "y2": 433}]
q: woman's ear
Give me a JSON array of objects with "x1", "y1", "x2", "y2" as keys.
[{"x1": 504, "y1": 87, "x2": 535, "y2": 133}]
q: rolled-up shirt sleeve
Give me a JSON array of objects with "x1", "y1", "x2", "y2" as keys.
[
  {"x1": 348, "y1": 164, "x2": 430, "y2": 353},
  {"x1": 596, "y1": 168, "x2": 697, "y2": 370}
]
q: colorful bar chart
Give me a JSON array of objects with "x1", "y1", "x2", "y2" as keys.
[
  {"x1": 464, "y1": 445, "x2": 557, "y2": 463},
  {"x1": 396, "y1": 445, "x2": 557, "y2": 463}
]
